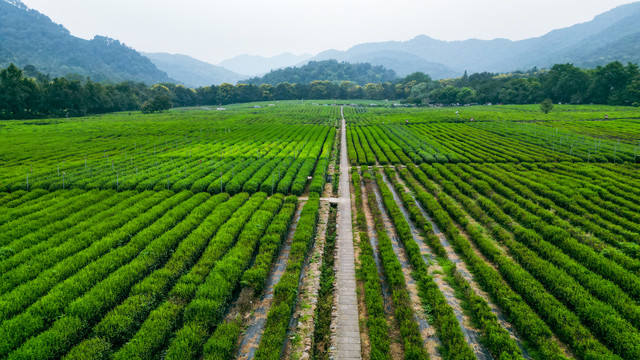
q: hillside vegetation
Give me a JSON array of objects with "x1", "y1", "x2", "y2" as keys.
[
  {"x1": 241, "y1": 60, "x2": 398, "y2": 86},
  {"x1": 0, "y1": 0, "x2": 171, "y2": 84}
]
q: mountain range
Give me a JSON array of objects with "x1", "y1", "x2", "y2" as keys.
[
  {"x1": 308, "y1": 1, "x2": 640, "y2": 78},
  {"x1": 143, "y1": 52, "x2": 245, "y2": 88},
  {"x1": 2, "y1": 0, "x2": 640, "y2": 85}
]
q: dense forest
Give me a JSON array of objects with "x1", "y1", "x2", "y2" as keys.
[
  {"x1": 241, "y1": 60, "x2": 398, "y2": 86},
  {"x1": 421, "y1": 62, "x2": 640, "y2": 107},
  {"x1": 1, "y1": 61, "x2": 639, "y2": 120}
]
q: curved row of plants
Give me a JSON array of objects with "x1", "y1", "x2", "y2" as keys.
[
  {"x1": 0, "y1": 191, "x2": 177, "y2": 324},
  {"x1": 428, "y1": 163, "x2": 640, "y2": 359},
  {"x1": 310, "y1": 203, "x2": 337, "y2": 359},
  {"x1": 373, "y1": 168, "x2": 477, "y2": 360},
  {"x1": 0, "y1": 191, "x2": 205, "y2": 358},
  {"x1": 63, "y1": 192, "x2": 254, "y2": 359},
  {"x1": 108, "y1": 193, "x2": 268, "y2": 359},
  {"x1": 485, "y1": 163, "x2": 640, "y2": 264},
  {"x1": 411, "y1": 123, "x2": 580, "y2": 163},
  {"x1": 381, "y1": 166, "x2": 524, "y2": 360},
  {"x1": 162, "y1": 193, "x2": 285, "y2": 359},
  {"x1": 0, "y1": 190, "x2": 305, "y2": 359},
  {"x1": 346, "y1": 119, "x2": 637, "y2": 166},
  {"x1": 512, "y1": 162, "x2": 640, "y2": 237},
  {"x1": 0, "y1": 189, "x2": 66, "y2": 225},
  {"x1": 0, "y1": 190, "x2": 155, "y2": 294},
  {"x1": 308, "y1": 127, "x2": 337, "y2": 194},
  {"x1": 469, "y1": 121, "x2": 639, "y2": 162},
  {"x1": 2, "y1": 125, "x2": 270, "y2": 192},
  {"x1": 201, "y1": 195, "x2": 299, "y2": 359},
  {"x1": 0, "y1": 190, "x2": 118, "y2": 262},
  {"x1": 0, "y1": 189, "x2": 96, "y2": 247},
  {"x1": 452, "y1": 163, "x2": 640, "y2": 302},
  {"x1": 397, "y1": 165, "x2": 572, "y2": 360},
  {"x1": 412, "y1": 163, "x2": 620, "y2": 359}
]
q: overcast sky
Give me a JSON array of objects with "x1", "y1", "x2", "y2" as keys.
[{"x1": 19, "y1": 0, "x2": 637, "y2": 64}]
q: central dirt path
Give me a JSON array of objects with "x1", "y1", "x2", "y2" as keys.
[{"x1": 332, "y1": 106, "x2": 362, "y2": 360}]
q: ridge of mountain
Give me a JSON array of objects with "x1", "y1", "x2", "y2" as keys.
[
  {"x1": 308, "y1": 2, "x2": 640, "y2": 77},
  {"x1": 0, "y1": 0, "x2": 172, "y2": 84}
]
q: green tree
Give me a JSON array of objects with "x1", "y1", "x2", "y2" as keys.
[
  {"x1": 382, "y1": 82, "x2": 396, "y2": 100},
  {"x1": 432, "y1": 86, "x2": 460, "y2": 105},
  {"x1": 309, "y1": 80, "x2": 330, "y2": 99},
  {"x1": 293, "y1": 83, "x2": 309, "y2": 99},
  {"x1": 543, "y1": 64, "x2": 589, "y2": 104},
  {"x1": 363, "y1": 83, "x2": 384, "y2": 100},
  {"x1": 197, "y1": 85, "x2": 218, "y2": 105},
  {"x1": 0, "y1": 64, "x2": 29, "y2": 118},
  {"x1": 408, "y1": 82, "x2": 435, "y2": 104},
  {"x1": 84, "y1": 80, "x2": 113, "y2": 114},
  {"x1": 259, "y1": 84, "x2": 274, "y2": 101},
  {"x1": 217, "y1": 83, "x2": 239, "y2": 104},
  {"x1": 237, "y1": 83, "x2": 260, "y2": 103},
  {"x1": 349, "y1": 85, "x2": 364, "y2": 99},
  {"x1": 540, "y1": 99, "x2": 554, "y2": 114},
  {"x1": 339, "y1": 81, "x2": 356, "y2": 99},
  {"x1": 626, "y1": 77, "x2": 640, "y2": 106},
  {"x1": 499, "y1": 78, "x2": 542, "y2": 104},
  {"x1": 586, "y1": 61, "x2": 634, "y2": 105},
  {"x1": 274, "y1": 82, "x2": 295, "y2": 100},
  {"x1": 141, "y1": 84, "x2": 172, "y2": 113},
  {"x1": 169, "y1": 84, "x2": 197, "y2": 107},
  {"x1": 402, "y1": 72, "x2": 432, "y2": 84},
  {"x1": 456, "y1": 87, "x2": 476, "y2": 104}
]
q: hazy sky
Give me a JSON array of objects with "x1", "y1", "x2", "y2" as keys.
[{"x1": 19, "y1": 0, "x2": 637, "y2": 64}]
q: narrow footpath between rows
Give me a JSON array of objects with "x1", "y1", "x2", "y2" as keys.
[{"x1": 332, "y1": 106, "x2": 362, "y2": 360}]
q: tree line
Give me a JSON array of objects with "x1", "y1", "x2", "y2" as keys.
[
  {"x1": 408, "y1": 62, "x2": 640, "y2": 107},
  {"x1": 1, "y1": 61, "x2": 639, "y2": 120}
]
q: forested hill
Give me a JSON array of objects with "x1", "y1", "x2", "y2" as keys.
[
  {"x1": 241, "y1": 60, "x2": 398, "y2": 85},
  {"x1": 0, "y1": 0, "x2": 172, "y2": 84}
]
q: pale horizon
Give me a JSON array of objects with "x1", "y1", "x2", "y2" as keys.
[{"x1": 18, "y1": 0, "x2": 639, "y2": 65}]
